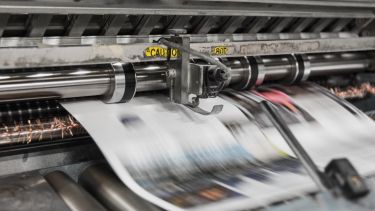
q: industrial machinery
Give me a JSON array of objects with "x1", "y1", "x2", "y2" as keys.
[{"x1": 2, "y1": 0, "x2": 375, "y2": 210}]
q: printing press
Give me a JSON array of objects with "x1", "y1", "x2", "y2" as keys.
[{"x1": 3, "y1": 0, "x2": 375, "y2": 210}]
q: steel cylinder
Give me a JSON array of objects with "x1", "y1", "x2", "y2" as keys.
[
  {"x1": 45, "y1": 171, "x2": 107, "y2": 211},
  {"x1": 262, "y1": 56, "x2": 294, "y2": 81},
  {"x1": 308, "y1": 53, "x2": 370, "y2": 76},
  {"x1": 79, "y1": 164, "x2": 161, "y2": 211},
  {"x1": 0, "y1": 52, "x2": 371, "y2": 102},
  {"x1": 134, "y1": 63, "x2": 168, "y2": 92},
  {"x1": 0, "y1": 64, "x2": 113, "y2": 102}
]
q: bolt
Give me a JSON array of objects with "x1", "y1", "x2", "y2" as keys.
[{"x1": 166, "y1": 68, "x2": 177, "y2": 78}]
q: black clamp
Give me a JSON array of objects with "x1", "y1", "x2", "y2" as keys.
[{"x1": 325, "y1": 158, "x2": 369, "y2": 199}]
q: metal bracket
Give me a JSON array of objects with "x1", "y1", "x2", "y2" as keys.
[
  {"x1": 163, "y1": 36, "x2": 226, "y2": 115},
  {"x1": 168, "y1": 36, "x2": 193, "y2": 105}
]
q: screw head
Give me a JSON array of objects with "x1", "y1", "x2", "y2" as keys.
[{"x1": 166, "y1": 68, "x2": 177, "y2": 78}]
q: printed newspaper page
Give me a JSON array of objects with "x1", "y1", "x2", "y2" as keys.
[
  {"x1": 62, "y1": 95, "x2": 316, "y2": 211},
  {"x1": 249, "y1": 84, "x2": 375, "y2": 176}
]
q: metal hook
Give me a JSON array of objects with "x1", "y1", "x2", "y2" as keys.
[{"x1": 185, "y1": 104, "x2": 223, "y2": 115}]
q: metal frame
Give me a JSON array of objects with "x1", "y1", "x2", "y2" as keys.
[
  {"x1": 0, "y1": 0, "x2": 373, "y2": 18},
  {"x1": 1, "y1": 36, "x2": 375, "y2": 68}
]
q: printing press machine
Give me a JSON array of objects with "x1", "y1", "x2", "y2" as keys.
[{"x1": 3, "y1": 0, "x2": 375, "y2": 210}]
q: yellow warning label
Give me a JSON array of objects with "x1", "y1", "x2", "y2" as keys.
[
  {"x1": 144, "y1": 46, "x2": 180, "y2": 58},
  {"x1": 211, "y1": 46, "x2": 229, "y2": 56}
]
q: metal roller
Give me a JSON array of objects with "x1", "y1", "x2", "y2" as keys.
[
  {"x1": 308, "y1": 53, "x2": 370, "y2": 76},
  {"x1": 45, "y1": 171, "x2": 107, "y2": 211},
  {"x1": 0, "y1": 52, "x2": 371, "y2": 103},
  {"x1": 79, "y1": 164, "x2": 161, "y2": 211},
  {"x1": 0, "y1": 64, "x2": 112, "y2": 102},
  {"x1": 133, "y1": 63, "x2": 168, "y2": 92},
  {"x1": 0, "y1": 62, "x2": 137, "y2": 103}
]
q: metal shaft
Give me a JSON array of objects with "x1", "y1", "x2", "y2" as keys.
[
  {"x1": 0, "y1": 64, "x2": 113, "y2": 102},
  {"x1": 79, "y1": 164, "x2": 161, "y2": 211},
  {"x1": 308, "y1": 53, "x2": 370, "y2": 76},
  {"x1": 45, "y1": 171, "x2": 107, "y2": 211},
  {"x1": 0, "y1": 52, "x2": 370, "y2": 103}
]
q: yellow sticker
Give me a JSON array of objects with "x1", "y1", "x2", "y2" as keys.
[
  {"x1": 211, "y1": 46, "x2": 229, "y2": 56},
  {"x1": 144, "y1": 46, "x2": 180, "y2": 58}
]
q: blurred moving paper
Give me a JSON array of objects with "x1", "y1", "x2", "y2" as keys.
[
  {"x1": 246, "y1": 83, "x2": 375, "y2": 176},
  {"x1": 61, "y1": 95, "x2": 316, "y2": 211}
]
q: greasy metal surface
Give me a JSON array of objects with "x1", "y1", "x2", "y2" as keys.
[
  {"x1": 45, "y1": 171, "x2": 107, "y2": 211},
  {"x1": 0, "y1": 172, "x2": 70, "y2": 211}
]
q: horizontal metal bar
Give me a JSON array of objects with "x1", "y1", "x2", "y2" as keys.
[
  {"x1": 0, "y1": 36, "x2": 374, "y2": 68},
  {"x1": 0, "y1": 1, "x2": 373, "y2": 18},
  {"x1": 0, "y1": 32, "x2": 357, "y2": 48},
  {"x1": 0, "y1": 52, "x2": 370, "y2": 104},
  {"x1": 196, "y1": 0, "x2": 375, "y2": 8},
  {"x1": 0, "y1": 64, "x2": 113, "y2": 101}
]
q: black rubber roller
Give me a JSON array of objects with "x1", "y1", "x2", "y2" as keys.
[{"x1": 120, "y1": 63, "x2": 137, "y2": 103}]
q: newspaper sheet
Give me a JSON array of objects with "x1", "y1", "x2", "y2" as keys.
[
  {"x1": 62, "y1": 95, "x2": 316, "y2": 211},
  {"x1": 62, "y1": 83, "x2": 375, "y2": 210},
  {"x1": 242, "y1": 83, "x2": 375, "y2": 176}
]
